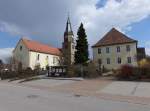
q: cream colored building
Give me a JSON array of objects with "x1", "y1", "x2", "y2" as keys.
[
  {"x1": 13, "y1": 16, "x2": 76, "y2": 70},
  {"x1": 13, "y1": 38, "x2": 61, "y2": 70},
  {"x1": 92, "y1": 28, "x2": 138, "y2": 70}
]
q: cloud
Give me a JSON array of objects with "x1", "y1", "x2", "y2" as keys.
[
  {"x1": 0, "y1": 48, "x2": 14, "y2": 63},
  {"x1": 0, "y1": 21, "x2": 25, "y2": 36},
  {"x1": 0, "y1": 0, "x2": 150, "y2": 52},
  {"x1": 76, "y1": 0, "x2": 150, "y2": 45},
  {"x1": 144, "y1": 41, "x2": 150, "y2": 55},
  {"x1": 146, "y1": 49, "x2": 150, "y2": 56}
]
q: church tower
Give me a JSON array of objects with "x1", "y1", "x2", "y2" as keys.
[{"x1": 62, "y1": 16, "x2": 75, "y2": 66}]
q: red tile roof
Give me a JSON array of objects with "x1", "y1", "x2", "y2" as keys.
[
  {"x1": 92, "y1": 28, "x2": 137, "y2": 47},
  {"x1": 22, "y1": 38, "x2": 61, "y2": 56}
]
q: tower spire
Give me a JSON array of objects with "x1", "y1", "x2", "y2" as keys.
[
  {"x1": 65, "y1": 13, "x2": 73, "y2": 36},
  {"x1": 62, "y1": 14, "x2": 75, "y2": 66}
]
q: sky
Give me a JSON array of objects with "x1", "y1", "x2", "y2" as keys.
[{"x1": 0, "y1": 0, "x2": 150, "y2": 62}]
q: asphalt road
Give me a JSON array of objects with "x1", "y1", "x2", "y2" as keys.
[{"x1": 0, "y1": 82, "x2": 149, "y2": 111}]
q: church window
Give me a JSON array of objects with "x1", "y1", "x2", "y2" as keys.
[
  {"x1": 20, "y1": 46, "x2": 22, "y2": 51},
  {"x1": 53, "y1": 57, "x2": 56, "y2": 64},
  {"x1": 37, "y1": 54, "x2": 40, "y2": 61}
]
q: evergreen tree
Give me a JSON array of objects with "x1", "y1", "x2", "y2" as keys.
[
  {"x1": 0, "y1": 59, "x2": 3, "y2": 65},
  {"x1": 75, "y1": 23, "x2": 89, "y2": 64}
]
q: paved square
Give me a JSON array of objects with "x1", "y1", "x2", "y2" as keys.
[
  {"x1": 100, "y1": 81, "x2": 150, "y2": 98},
  {"x1": 21, "y1": 79, "x2": 75, "y2": 87},
  {"x1": 0, "y1": 80, "x2": 149, "y2": 111},
  {"x1": 134, "y1": 82, "x2": 150, "y2": 97}
]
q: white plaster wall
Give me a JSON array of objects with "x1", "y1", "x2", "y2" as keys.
[
  {"x1": 13, "y1": 40, "x2": 29, "y2": 69},
  {"x1": 29, "y1": 51, "x2": 60, "y2": 69},
  {"x1": 93, "y1": 43, "x2": 138, "y2": 70}
]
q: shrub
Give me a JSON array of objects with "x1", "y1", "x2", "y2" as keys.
[
  {"x1": 0, "y1": 71, "x2": 18, "y2": 80},
  {"x1": 0, "y1": 67, "x2": 40, "y2": 80},
  {"x1": 116, "y1": 65, "x2": 134, "y2": 80},
  {"x1": 34, "y1": 64, "x2": 41, "y2": 75},
  {"x1": 139, "y1": 58, "x2": 150, "y2": 68},
  {"x1": 18, "y1": 67, "x2": 36, "y2": 78}
]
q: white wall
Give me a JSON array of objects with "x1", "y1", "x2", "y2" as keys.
[
  {"x1": 13, "y1": 40, "x2": 30, "y2": 69},
  {"x1": 29, "y1": 51, "x2": 60, "y2": 69},
  {"x1": 93, "y1": 42, "x2": 138, "y2": 70}
]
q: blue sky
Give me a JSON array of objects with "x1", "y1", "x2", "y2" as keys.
[
  {"x1": 0, "y1": 33, "x2": 19, "y2": 48},
  {"x1": 127, "y1": 16, "x2": 150, "y2": 47},
  {"x1": 0, "y1": 0, "x2": 150, "y2": 62}
]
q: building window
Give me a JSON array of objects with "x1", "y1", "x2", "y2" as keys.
[
  {"x1": 20, "y1": 46, "x2": 22, "y2": 51},
  {"x1": 46, "y1": 56, "x2": 49, "y2": 65},
  {"x1": 53, "y1": 57, "x2": 56, "y2": 64},
  {"x1": 117, "y1": 46, "x2": 120, "y2": 52},
  {"x1": 37, "y1": 54, "x2": 40, "y2": 61},
  {"x1": 46, "y1": 56, "x2": 49, "y2": 61},
  {"x1": 98, "y1": 48, "x2": 101, "y2": 54},
  {"x1": 106, "y1": 58, "x2": 110, "y2": 64},
  {"x1": 106, "y1": 47, "x2": 110, "y2": 53},
  {"x1": 117, "y1": 57, "x2": 121, "y2": 64},
  {"x1": 126, "y1": 45, "x2": 130, "y2": 52},
  {"x1": 127, "y1": 57, "x2": 132, "y2": 63}
]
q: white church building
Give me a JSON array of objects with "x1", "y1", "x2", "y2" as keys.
[
  {"x1": 13, "y1": 17, "x2": 75, "y2": 70},
  {"x1": 13, "y1": 38, "x2": 62, "y2": 69}
]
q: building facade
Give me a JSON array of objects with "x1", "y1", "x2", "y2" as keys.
[
  {"x1": 92, "y1": 28, "x2": 139, "y2": 70},
  {"x1": 13, "y1": 38, "x2": 61, "y2": 70},
  {"x1": 13, "y1": 17, "x2": 75, "y2": 70}
]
